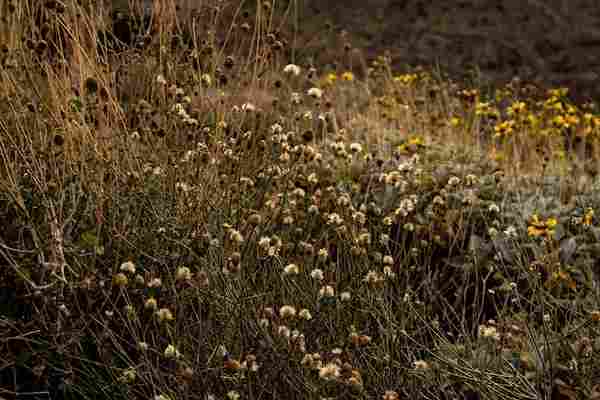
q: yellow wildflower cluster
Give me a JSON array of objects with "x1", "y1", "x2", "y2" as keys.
[
  {"x1": 527, "y1": 215, "x2": 558, "y2": 238},
  {"x1": 393, "y1": 73, "x2": 419, "y2": 85}
]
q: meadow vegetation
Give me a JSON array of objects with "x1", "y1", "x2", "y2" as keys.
[{"x1": 1, "y1": 1, "x2": 600, "y2": 399}]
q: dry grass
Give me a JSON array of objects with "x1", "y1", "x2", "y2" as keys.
[{"x1": 1, "y1": 1, "x2": 600, "y2": 400}]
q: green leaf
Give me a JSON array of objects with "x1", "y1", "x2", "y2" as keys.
[{"x1": 70, "y1": 96, "x2": 83, "y2": 112}]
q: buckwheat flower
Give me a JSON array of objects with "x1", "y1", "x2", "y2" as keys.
[
  {"x1": 291, "y1": 92, "x2": 301, "y2": 104},
  {"x1": 229, "y1": 229, "x2": 244, "y2": 244},
  {"x1": 120, "y1": 261, "x2": 136, "y2": 274},
  {"x1": 383, "y1": 266, "x2": 396, "y2": 278},
  {"x1": 307, "y1": 87, "x2": 323, "y2": 99},
  {"x1": 175, "y1": 266, "x2": 192, "y2": 282},
  {"x1": 200, "y1": 73, "x2": 212, "y2": 86},
  {"x1": 283, "y1": 63, "x2": 301, "y2": 76},
  {"x1": 319, "y1": 362, "x2": 341, "y2": 380},
  {"x1": 383, "y1": 255, "x2": 394, "y2": 265},
  {"x1": 227, "y1": 391, "x2": 240, "y2": 400},
  {"x1": 144, "y1": 297, "x2": 158, "y2": 310},
  {"x1": 118, "y1": 367, "x2": 136, "y2": 383},
  {"x1": 164, "y1": 344, "x2": 182, "y2": 359},
  {"x1": 311, "y1": 268, "x2": 324, "y2": 281},
  {"x1": 327, "y1": 213, "x2": 343, "y2": 225},
  {"x1": 383, "y1": 390, "x2": 400, "y2": 400},
  {"x1": 488, "y1": 203, "x2": 500, "y2": 213},
  {"x1": 175, "y1": 182, "x2": 192, "y2": 192},
  {"x1": 278, "y1": 325, "x2": 291, "y2": 338},
  {"x1": 363, "y1": 270, "x2": 384, "y2": 287},
  {"x1": 319, "y1": 285, "x2": 335, "y2": 298},
  {"x1": 156, "y1": 74, "x2": 167, "y2": 85},
  {"x1": 279, "y1": 305, "x2": 297, "y2": 319},
  {"x1": 465, "y1": 173, "x2": 478, "y2": 186},
  {"x1": 258, "y1": 236, "x2": 270, "y2": 250},
  {"x1": 156, "y1": 307, "x2": 174, "y2": 322},
  {"x1": 447, "y1": 176, "x2": 461, "y2": 186},
  {"x1": 301, "y1": 354, "x2": 314, "y2": 368},
  {"x1": 478, "y1": 325, "x2": 500, "y2": 340},
  {"x1": 349, "y1": 142, "x2": 362, "y2": 153},
  {"x1": 270, "y1": 123, "x2": 283, "y2": 134},
  {"x1": 307, "y1": 173, "x2": 318, "y2": 185},
  {"x1": 283, "y1": 264, "x2": 300, "y2": 275},
  {"x1": 357, "y1": 232, "x2": 371, "y2": 245},
  {"x1": 298, "y1": 308, "x2": 313, "y2": 320},
  {"x1": 413, "y1": 360, "x2": 430, "y2": 370},
  {"x1": 340, "y1": 291, "x2": 351, "y2": 301},
  {"x1": 433, "y1": 195, "x2": 445, "y2": 205},
  {"x1": 148, "y1": 277, "x2": 162, "y2": 288}
]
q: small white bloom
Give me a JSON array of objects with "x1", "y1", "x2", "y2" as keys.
[
  {"x1": 279, "y1": 305, "x2": 297, "y2": 318},
  {"x1": 298, "y1": 308, "x2": 313, "y2": 320},
  {"x1": 175, "y1": 266, "x2": 192, "y2": 281},
  {"x1": 283, "y1": 64, "x2": 301, "y2": 76},
  {"x1": 448, "y1": 176, "x2": 461, "y2": 186},
  {"x1": 413, "y1": 360, "x2": 430, "y2": 369},
  {"x1": 278, "y1": 325, "x2": 291, "y2": 338},
  {"x1": 307, "y1": 87, "x2": 323, "y2": 99},
  {"x1": 164, "y1": 344, "x2": 182, "y2": 359},
  {"x1": 349, "y1": 142, "x2": 363, "y2": 153},
  {"x1": 283, "y1": 264, "x2": 300, "y2": 275},
  {"x1": 319, "y1": 362, "x2": 341, "y2": 380},
  {"x1": 310, "y1": 268, "x2": 324, "y2": 281},
  {"x1": 291, "y1": 92, "x2": 302, "y2": 104},
  {"x1": 120, "y1": 261, "x2": 136, "y2": 274}
]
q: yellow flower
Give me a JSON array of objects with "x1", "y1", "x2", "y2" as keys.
[
  {"x1": 325, "y1": 72, "x2": 337, "y2": 85},
  {"x1": 341, "y1": 71, "x2": 354, "y2": 82},
  {"x1": 584, "y1": 208, "x2": 594, "y2": 226},
  {"x1": 408, "y1": 136, "x2": 424, "y2": 146}
]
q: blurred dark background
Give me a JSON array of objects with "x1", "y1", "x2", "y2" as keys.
[{"x1": 296, "y1": 0, "x2": 600, "y2": 101}]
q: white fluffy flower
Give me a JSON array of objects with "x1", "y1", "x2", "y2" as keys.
[
  {"x1": 307, "y1": 87, "x2": 323, "y2": 99},
  {"x1": 283, "y1": 64, "x2": 301, "y2": 76}
]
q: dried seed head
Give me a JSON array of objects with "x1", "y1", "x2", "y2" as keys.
[
  {"x1": 35, "y1": 40, "x2": 48, "y2": 55},
  {"x1": 224, "y1": 55, "x2": 235, "y2": 69},
  {"x1": 84, "y1": 77, "x2": 98, "y2": 94}
]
